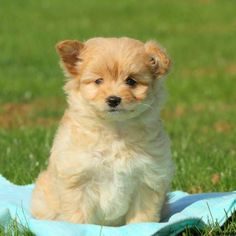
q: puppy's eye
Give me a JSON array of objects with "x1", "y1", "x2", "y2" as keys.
[
  {"x1": 125, "y1": 77, "x2": 137, "y2": 87},
  {"x1": 95, "y1": 78, "x2": 103, "y2": 85}
]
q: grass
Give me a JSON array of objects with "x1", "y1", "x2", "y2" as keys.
[
  {"x1": 0, "y1": 219, "x2": 34, "y2": 236},
  {"x1": 0, "y1": 0, "x2": 236, "y2": 234},
  {"x1": 180, "y1": 212, "x2": 236, "y2": 236}
]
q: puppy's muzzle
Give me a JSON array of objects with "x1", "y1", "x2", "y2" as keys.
[{"x1": 106, "y1": 96, "x2": 122, "y2": 108}]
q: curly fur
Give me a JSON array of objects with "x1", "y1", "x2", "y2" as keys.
[{"x1": 31, "y1": 37, "x2": 174, "y2": 226}]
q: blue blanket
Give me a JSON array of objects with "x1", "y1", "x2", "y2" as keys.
[{"x1": 0, "y1": 175, "x2": 235, "y2": 236}]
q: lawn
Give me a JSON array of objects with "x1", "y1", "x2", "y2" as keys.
[{"x1": 0, "y1": 0, "x2": 236, "y2": 235}]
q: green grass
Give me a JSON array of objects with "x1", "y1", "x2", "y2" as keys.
[
  {"x1": 0, "y1": 219, "x2": 34, "y2": 236},
  {"x1": 0, "y1": 0, "x2": 236, "y2": 234}
]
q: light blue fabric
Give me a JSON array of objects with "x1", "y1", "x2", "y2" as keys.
[{"x1": 0, "y1": 174, "x2": 235, "y2": 236}]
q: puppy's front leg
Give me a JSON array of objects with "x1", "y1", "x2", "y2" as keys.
[
  {"x1": 125, "y1": 184, "x2": 166, "y2": 224},
  {"x1": 31, "y1": 171, "x2": 59, "y2": 220}
]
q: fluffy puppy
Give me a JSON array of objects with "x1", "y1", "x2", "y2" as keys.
[{"x1": 31, "y1": 37, "x2": 174, "y2": 226}]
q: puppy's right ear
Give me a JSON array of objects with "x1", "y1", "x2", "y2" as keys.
[{"x1": 56, "y1": 40, "x2": 84, "y2": 78}]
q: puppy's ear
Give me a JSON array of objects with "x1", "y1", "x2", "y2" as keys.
[
  {"x1": 56, "y1": 40, "x2": 84, "y2": 78},
  {"x1": 145, "y1": 41, "x2": 171, "y2": 78}
]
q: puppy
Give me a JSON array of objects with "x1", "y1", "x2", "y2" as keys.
[{"x1": 31, "y1": 37, "x2": 174, "y2": 226}]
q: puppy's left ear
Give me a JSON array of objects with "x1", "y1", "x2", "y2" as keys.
[
  {"x1": 56, "y1": 40, "x2": 84, "y2": 78},
  {"x1": 145, "y1": 41, "x2": 171, "y2": 78}
]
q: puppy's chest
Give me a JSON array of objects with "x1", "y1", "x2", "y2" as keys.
[
  {"x1": 90, "y1": 132, "x2": 149, "y2": 172},
  {"x1": 77, "y1": 131, "x2": 159, "y2": 220},
  {"x1": 90, "y1": 138, "x2": 143, "y2": 220},
  {"x1": 98, "y1": 174, "x2": 136, "y2": 221}
]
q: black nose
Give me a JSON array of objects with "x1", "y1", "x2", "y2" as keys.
[{"x1": 106, "y1": 96, "x2": 122, "y2": 107}]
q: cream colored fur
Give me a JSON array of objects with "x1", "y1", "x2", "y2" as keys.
[{"x1": 31, "y1": 37, "x2": 174, "y2": 226}]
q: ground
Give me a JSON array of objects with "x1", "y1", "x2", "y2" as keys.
[{"x1": 0, "y1": 0, "x2": 236, "y2": 235}]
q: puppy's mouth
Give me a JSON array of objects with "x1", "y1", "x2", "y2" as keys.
[
  {"x1": 108, "y1": 108, "x2": 125, "y2": 113},
  {"x1": 101, "y1": 105, "x2": 146, "y2": 120}
]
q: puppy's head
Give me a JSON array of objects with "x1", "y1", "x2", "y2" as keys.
[{"x1": 56, "y1": 37, "x2": 171, "y2": 120}]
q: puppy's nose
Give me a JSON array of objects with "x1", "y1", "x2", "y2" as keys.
[{"x1": 106, "y1": 96, "x2": 122, "y2": 108}]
